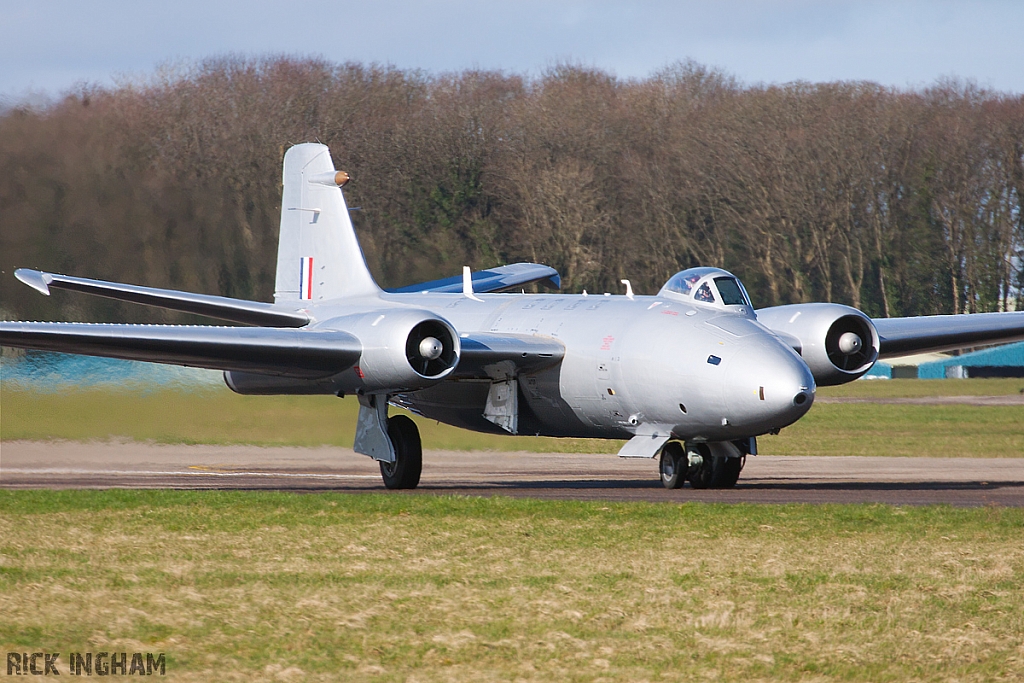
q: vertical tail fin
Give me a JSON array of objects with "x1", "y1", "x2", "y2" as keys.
[{"x1": 274, "y1": 143, "x2": 380, "y2": 302}]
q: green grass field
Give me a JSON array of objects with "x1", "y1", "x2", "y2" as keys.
[
  {"x1": 0, "y1": 387, "x2": 617, "y2": 453},
  {"x1": 2, "y1": 383, "x2": 1021, "y2": 680},
  {"x1": 758, "y1": 379, "x2": 1024, "y2": 457},
  {"x1": 2, "y1": 379, "x2": 1022, "y2": 456},
  {"x1": 814, "y1": 377, "x2": 1024, "y2": 398},
  {"x1": 1, "y1": 491, "x2": 1021, "y2": 682}
]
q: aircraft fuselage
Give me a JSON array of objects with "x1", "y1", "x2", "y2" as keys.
[{"x1": 259, "y1": 290, "x2": 816, "y2": 443}]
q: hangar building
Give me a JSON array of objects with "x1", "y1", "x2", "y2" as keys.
[{"x1": 864, "y1": 341, "x2": 1024, "y2": 379}]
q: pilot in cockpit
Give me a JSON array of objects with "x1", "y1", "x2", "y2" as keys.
[
  {"x1": 659, "y1": 267, "x2": 752, "y2": 310},
  {"x1": 694, "y1": 282, "x2": 716, "y2": 303}
]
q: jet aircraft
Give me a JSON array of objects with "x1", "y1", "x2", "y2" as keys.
[{"x1": 3, "y1": 143, "x2": 1023, "y2": 490}]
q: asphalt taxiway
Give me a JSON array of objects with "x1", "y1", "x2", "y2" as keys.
[{"x1": 2, "y1": 441, "x2": 1022, "y2": 506}]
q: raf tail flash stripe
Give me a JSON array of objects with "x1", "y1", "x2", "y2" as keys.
[{"x1": 300, "y1": 257, "x2": 314, "y2": 300}]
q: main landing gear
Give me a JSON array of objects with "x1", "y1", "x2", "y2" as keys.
[
  {"x1": 659, "y1": 440, "x2": 746, "y2": 490},
  {"x1": 353, "y1": 394, "x2": 423, "y2": 490},
  {"x1": 379, "y1": 414, "x2": 422, "y2": 490}
]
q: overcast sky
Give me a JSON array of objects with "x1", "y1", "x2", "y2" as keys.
[{"x1": 2, "y1": 0, "x2": 1022, "y2": 103}]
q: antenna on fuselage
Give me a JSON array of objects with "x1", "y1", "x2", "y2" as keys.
[{"x1": 621, "y1": 279, "x2": 634, "y2": 299}]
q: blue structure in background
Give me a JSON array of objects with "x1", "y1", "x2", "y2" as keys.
[
  {"x1": 862, "y1": 361, "x2": 892, "y2": 379},
  {"x1": 918, "y1": 341, "x2": 1024, "y2": 379},
  {"x1": 856, "y1": 341, "x2": 1024, "y2": 380},
  {"x1": 1, "y1": 350, "x2": 222, "y2": 392}
]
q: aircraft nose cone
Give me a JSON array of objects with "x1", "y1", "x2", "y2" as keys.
[
  {"x1": 726, "y1": 339, "x2": 815, "y2": 431},
  {"x1": 792, "y1": 388, "x2": 812, "y2": 408}
]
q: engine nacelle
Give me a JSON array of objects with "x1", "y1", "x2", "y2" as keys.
[
  {"x1": 755, "y1": 303, "x2": 879, "y2": 386},
  {"x1": 326, "y1": 309, "x2": 460, "y2": 392},
  {"x1": 225, "y1": 309, "x2": 459, "y2": 395}
]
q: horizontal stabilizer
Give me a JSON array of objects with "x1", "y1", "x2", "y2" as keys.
[
  {"x1": 14, "y1": 269, "x2": 309, "y2": 328},
  {"x1": 0, "y1": 322, "x2": 359, "y2": 378},
  {"x1": 875, "y1": 311, "x2": 1024, "y2": 357},
  {"x1": 455, "y1": 332, "x2": 564, "y2": 379},
  {"x1": 386, "y1": 263, "x2": 561, "y2": 294}
]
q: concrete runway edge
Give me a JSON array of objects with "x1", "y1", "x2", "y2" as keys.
[{"x1": 1, "y1": 441, "x2": 1022, "y2": 506}]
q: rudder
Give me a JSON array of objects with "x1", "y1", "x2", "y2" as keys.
[{"x1": 274, "y1": 144, "x2": 380, "y2": 302}]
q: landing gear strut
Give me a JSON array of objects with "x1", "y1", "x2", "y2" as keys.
[{"x1": 379, "y1": 414, "x2": 422, "y2": 490}]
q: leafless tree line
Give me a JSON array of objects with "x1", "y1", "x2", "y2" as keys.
[{"x1": 1, "y1": 57, "x2": 1021, "y2": 323}]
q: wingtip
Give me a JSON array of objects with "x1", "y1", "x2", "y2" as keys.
[{"x1": 14, "y1": 268, "x2": 52, "y2": 296}]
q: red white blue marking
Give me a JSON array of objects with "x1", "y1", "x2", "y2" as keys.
[{"x1": 299, "y1": 257, "x2": 313, "y2": 299}]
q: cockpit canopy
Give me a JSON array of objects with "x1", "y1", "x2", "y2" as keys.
[{"x1": 658, "y1": 267, "x2": 752, "y2": 309}]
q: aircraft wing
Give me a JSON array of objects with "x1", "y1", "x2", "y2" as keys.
[
  {"x1": 874, "y1": 311, "x2": 1024, "y2": 358},
  {"x1": 386, "y1": 263, "x2": 560, "y2": 294},
  {"x1": 0, "y1": 322, "x2": 359, "y2": 378},
  {"x1": 14, "y1": 268, "x2": 309, "y2": 328},
  {"x1": 454, "y1": 332, "x2": 565, "y2": 379},
  {"x1": 0, "y1": 320, "x2": 561, "y2": 383}
]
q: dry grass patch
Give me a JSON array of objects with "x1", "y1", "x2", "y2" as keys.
[{"x1": 1, "y1": 491, "x2": 1022, "y2": 682}]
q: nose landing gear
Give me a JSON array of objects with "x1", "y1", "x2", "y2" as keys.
[
  {"x1": 659, "y1": 442, "x2": 687, "y2": 489},
  {"x1": 686, "y1": 443, "x2": 743, "y2": 489},
  {"x1": 658, "y1": 441, "x2": 746, "y2": 489}
]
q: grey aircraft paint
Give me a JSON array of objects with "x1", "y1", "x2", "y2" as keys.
[{"x1": 234, "y1": 284, "x2": 815, "y2": 445}]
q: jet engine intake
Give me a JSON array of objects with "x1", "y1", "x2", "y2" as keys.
[
  {"x1": 755, "y1": 303, "x2": 879, "y2": 386},
  {"x1": 405, "y1": 319, "x2": 459, "y2": 379},
  {"x1": 322, "y1": 309, "x2": 460, "y2": 392}
]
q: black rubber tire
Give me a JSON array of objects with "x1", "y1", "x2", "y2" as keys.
[
  {"x1": 379, "y1": 414, "x2": 422, "y2": 490},
  {"x1": 688, "y1": 444, "x2": 744, "y2": 489},
  {"x1": 659, "y1": 441, "x2": 686, "y2": 489},
  {"x1": 687, "y1": 443, "x2": 715, "y2": 489},
  {"x1": 710, "y1": 455, "x2": 743, "y2": 489}
]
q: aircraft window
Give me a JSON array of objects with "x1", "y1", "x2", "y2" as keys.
[
  {"x1": 694, "y1": 283, "x2": 716, "y2": 303},
  {"x1": 663, "y1": 273, "x2": 699, "y2": 296},
  {"x1": 714, "y1": 277, "x2": 748, "y2": 306},
  {"x1": 662, "y1": 267, "x2": 720, "y2": 297}
]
